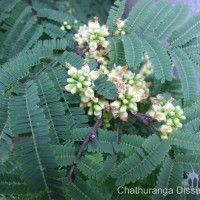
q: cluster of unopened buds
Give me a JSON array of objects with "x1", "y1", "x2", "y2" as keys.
[
  {"x1": 60, "y1": 19, "x2": 78, "y2": 31},
  {"x1": 140, "y1": 52, "x2": 154, "y2": 78},
  {"x1": 74, "y1": 16, "x2": 110, "y2": 69},
  {"x1": 146, "y1": 94, "x2": 186, "y2": 139}
]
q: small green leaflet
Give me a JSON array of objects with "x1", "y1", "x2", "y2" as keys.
[{"x1": 94, "y1": 74, "x2": 118, "y2": 100}]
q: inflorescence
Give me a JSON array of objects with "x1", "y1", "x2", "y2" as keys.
[{"x1": 63, "y1": 17, "x2": 186, "y2": 139}]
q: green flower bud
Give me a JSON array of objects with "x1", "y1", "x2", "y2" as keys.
[
  {"x1": 128, "y1": 80, "x2": 134, "y2": 85},
  {"x1": 120, "y1": 105, "x2": 127, "y2": 112},
  {"x1": 63, "y1": 21, "x2": 68, "y2": 25},
  {"x1": 173, "y1": 118, "x2": 180, "y2": 124},
  {"x1": 88, "y1": 107, "x2": 93, "y2": 115},
  {"x1": 71, "y1": 86, "x2": 78, "y2": 94},
  {"x1": 94, "y1": 105, "x2": 102, "y2": 111},
  {"x1": 66, "y1": 25, "x2": 71, "y2": 30},
  {"x1": 123, "y1": 99, "x2": 128, "y2": 104},
  {"x1": 77, "y1": 82, "x2": 82, "y2": 89},
  {"x1": 180, "y1": 115, "x2": 186, "y2": 120},
  {"x1": 119, "y1": 93, "x2": 125, "y2": 100},
  {"x1": 128, "y1": 103, "x2": 135, "y2": 109},
  {"x1": 79, "y1": 76, "x2": 85, "y2": 82},
  {"x1": 88, "y1": 102, "x2": 92, "y2": 107},
  {"x1": 169, "y1": 111, "x2": 175, "y2": 117},
  {"x1": 67, "y1": 78, "x2": 76, "y2": 83},
  {"x1": 83, "y1": 81, "x2": 91, "y2": 87}
]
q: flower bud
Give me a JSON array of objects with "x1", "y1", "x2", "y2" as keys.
[
  {"x1": 120, "y1": 105, "x2": 127, "y2": 112},
  {"x1": 180, "y1": 115, "x2": 186, "y2": 120},
  {"x1": 64, "y1": 84, "x2": 74, "y2": 92},
  {"x1": 173, "y1": 118, "x2": 180, "y2": 124},
  {"x1": 66, "y1": 25, "x2": 71, "y2": 30},
  {"x1": 94, "y1": 105, "x2": 102, "y2": 111},
  {"x1": 71, "y1": 86, "x2": 78, "y2": 94},
  {"x1": 88, "y1": 107, "x2": 93, "y2": 115},
  {"x1": 79, "y1": 76, "x2": 85, "y2": 81},
  {"x1": 67, "y1": 78, "x2": 76, "y2": 83},
  {"x1": 118, "y1": 93, "x2": 125, "y2": 100},
  {"x1": 61, "y1": 26, "x2": 65, "y2": 30},
  {"x1": 176, "y1": 122, "x2": 183, "y2": 128},
  {"x1": 123, "y1": 99, "x2": 128, "y2": 104},
  {"x1": 169, "y1": 111, "x2": 175, "y2": 117},
  {"x1": 77, "y1": 82, "x2": 82, "y2": 89},
  {"x1": 83, "y1": 81, "x2": 92, "y2": 87}
]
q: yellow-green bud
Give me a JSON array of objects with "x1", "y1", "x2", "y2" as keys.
[
  {"x1": 88, "y1": 107, "x2": 93, "y2": 115},
  {"x1": 120, "y1": 105, "x2": 127, "y2": 112},
  {"x1": 67, "y1": 78, "x2": 76, "y2": 83},
  {"x1": 79, "y1": 76, "x2": 85, "y2": 81},
  {"x1": 71, "y1": 86, "x2": 77, "y2": 94},
  {"x1": 123, "y1": 99, "x2": 128, "y2": 104},
  {"x1": 83, "y1": 81, "x2": 91, "y2": 87},
  {"x1": 77, "y1": 82, "x2": 82, "y2": 89}
]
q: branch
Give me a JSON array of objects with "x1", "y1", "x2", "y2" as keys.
[
  {"x1": 130, "y1": 112, "x2": 159, "y2": 136},
  {"x1": 66, "y1": 117, "x2": 103, "y2": 180}
]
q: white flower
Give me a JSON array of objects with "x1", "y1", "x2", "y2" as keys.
[
  {"x1": 152, "y1": 104, "x2": 162, "y2": 112},
  {"x1": 68, "y1": 66, "x2": 78, "y2": 77},
  {"x1": 89, "y1": 42, "x2": 98, "y2": 52},
  {"x1": 160, "y1": 125, "x2": 173, "y2": 134},
  {"x1": 102, "y1": 41, "x2": 110, "y2": 48},
  {"x1": 85, "y1": 88, "x2": 95, "y2": 99},
  {"x1": 99, "y1": 99, "x2": 110, "y2": 110},
  {"x1": 90, "y1": 70, "x2": 101, "y2": 80},
  {"x1": 163, "y1": 102, "x2": 175, "y2": 111},
  {"x1": 110, "y1": 101, "x2": 121, "y2": 110},
  {"x1": 82, "y1": 64, "x2": 90, "y2": 74},
  {"x1": 80, "y1": 95, "x2": 90, "y2": 103},
  {"x1": 111, "y1": 109, "x2": 120, "y2": 118},
  {"x1": 155, "y1": 112, "x2": 166, "y2": 121}
]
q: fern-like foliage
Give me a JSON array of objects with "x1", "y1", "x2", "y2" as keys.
[
  {"x1": 1, "y1": 0, "x2": 200, "y2": 199},
  {"x1": 106, "y1": 0, "x2": 126, "y2": 33},
  {"x1": 9, "y1": 82, "x2": 65, "y2": 199},
  {"x1": 112, "y1": 134, "x2": 170, "y2": 185},
  {"x1": 122, "y1": 32, "x2": 143, "y2": 70},
  {"x1": 143, "y1": 35, "x2": 172, "y2": 82},
  {"x1": 94, "y1": 74, "x2": 118, "y2": 100}
]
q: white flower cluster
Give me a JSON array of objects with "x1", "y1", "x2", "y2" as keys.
[
  {"x1": 64, "y1": 63, "x2": 150, "y2": 121},
  {"x1": 61, "y1": 20, "x2": 78, "y2": 31},
  {"x1": 64, "y1": 63, "x2": 109, "y2": 119},
  {"x1": 109, "y1": 65, "x2": 149, "y2": 121},
  {"x1": 140, "y1": 53, "x2": 154, "y2": 78},
  {"x1": 146, "y1": 95, "x2": 186, "y2": 139},
  {"x1": 74, "y1": 16, "x2": 110, "y2": 67}
]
